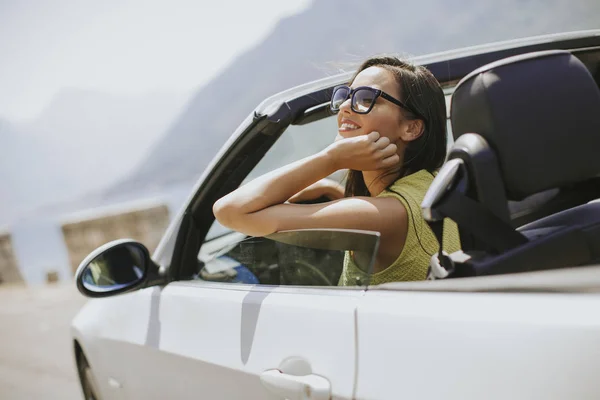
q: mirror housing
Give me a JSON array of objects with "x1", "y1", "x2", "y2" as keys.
[{"x1": 75, "y1": 239, "x2": 168, "y2": 298}]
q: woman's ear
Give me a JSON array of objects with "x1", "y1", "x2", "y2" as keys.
[{"x1": 400, "y1": 119, "x2": 425, "y2": 142}]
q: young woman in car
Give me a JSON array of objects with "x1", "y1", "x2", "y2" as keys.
[{"x1": 213, "y1": 56, "x2": 460, "y2": 285}]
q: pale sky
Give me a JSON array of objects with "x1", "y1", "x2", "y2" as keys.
[{"x1": 0, "y1": 0, "x2": 311, "y2": 121}]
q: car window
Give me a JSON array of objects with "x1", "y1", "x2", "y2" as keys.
[
  {"x1": 246, "y1": 115, "x2": 343, "y2": 186},
  {"x1": 196, "y1": 229, "x2": 379, "y2": 287}
]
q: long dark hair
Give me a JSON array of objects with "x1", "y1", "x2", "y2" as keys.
[{"x1": 344, "y1": 56, "x2": 447, "y2": 197}]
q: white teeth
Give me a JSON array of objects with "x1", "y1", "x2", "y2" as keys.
[{"x1": 341, "y1": 122, "x2": 360, "y2": 130}]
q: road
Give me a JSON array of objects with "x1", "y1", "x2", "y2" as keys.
[{"x1": 0, "y1": 283, "x2": 88, "y2": 399}]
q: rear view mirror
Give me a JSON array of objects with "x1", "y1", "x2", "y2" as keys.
[{"x1": 75, "y1": 239, "x2": 152, "y2": 298}]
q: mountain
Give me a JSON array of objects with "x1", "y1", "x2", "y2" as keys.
[
  {"x1": 111, "y1": 0, "x2": 600, "y2": 196},
  {"x1": 0, "y1": 89, "x2": 189, "y2": 224}
]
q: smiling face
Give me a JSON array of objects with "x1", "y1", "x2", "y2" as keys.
[{"x1": 337, "y1": 66, "x2": 419, "y2": 147}]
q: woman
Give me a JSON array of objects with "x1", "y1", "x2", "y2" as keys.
[{"x1": 213, "y1": 56, "x2": 460, "y2": 285}]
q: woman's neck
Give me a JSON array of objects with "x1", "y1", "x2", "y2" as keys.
[
  {"x1": 359, "y1": 149, "x2": 406, "y2": 196},
  {"x1": 362, "y1": 168, "x2": 401, "y2": 197}
]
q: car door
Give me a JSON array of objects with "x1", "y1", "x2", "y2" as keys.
[
  {"x1": 354, "y1": 281, "x2": 600, "y2": 399},
  {"x1": 121, "y1": 228, "x2": 379, "y2": 400}
]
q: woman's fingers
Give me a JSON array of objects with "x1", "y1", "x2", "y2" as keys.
[
  {"x1": 376, "y1": 137, "x2": 397, "y2": 168},
  {"x1": 373, "y1": 135, "x2": 390, "y2": 149},
  {"x1": 381, "y1": 153, "x2": 400, "y2": 168},
  {"x1": 380, "y1": 142, "x2": 397, "y2": 156},
  {"x1": 369, "y1": 132, "x2": 398, "y2": 168},
  {"x1": 327, "y1": 131, "x2": 401, "y2": 171},
  {"x1": 366, "y1": 131, "x2": 380, "y2": 142}
]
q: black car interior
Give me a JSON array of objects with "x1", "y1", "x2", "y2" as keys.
[{"x1": 424, "y1": 50, "x2": 600, "y2": 278}]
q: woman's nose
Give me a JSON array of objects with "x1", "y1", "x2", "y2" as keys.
[{"x1": 338, "y1": 97, "x2": 352, "y2": 113}]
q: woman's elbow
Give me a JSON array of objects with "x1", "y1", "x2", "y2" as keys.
[
  {"x1": 212, "y1": 198, "x2": 277, "y2": 237},
  {"x1": 212, "y1": 197, "x2": 236, "y2": 228}
]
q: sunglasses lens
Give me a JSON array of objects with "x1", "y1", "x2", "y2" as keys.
[
  {"x1": 353, "y1": 88, "x2": 376, "y2": 113},
  {"x1": 331, "y1": 86, "x2": 350, "y2": 111}
]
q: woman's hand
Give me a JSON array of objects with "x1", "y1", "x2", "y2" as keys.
[
  {"x1": 324, "y1": 131, "x2": 399, "y2": 171},
  {"x1": 288, "y1": 178, "x2": 345, "y2": 203}
]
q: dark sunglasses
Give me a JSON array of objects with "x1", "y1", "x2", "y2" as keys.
[{"x1": 330, "y1": 85, "x2": 422, "y2": 118}]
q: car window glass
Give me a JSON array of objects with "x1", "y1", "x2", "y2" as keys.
[
  {"x1": 244, "y1": 115, "x2": 341, "y2": 183},
  {"x1": 196, "y1": 229, "x2": 379, "y2": 287}
]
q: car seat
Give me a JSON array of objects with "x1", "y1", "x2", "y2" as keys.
[{"x1": 422, "y1": 50, "x2": 600, "y2": 278}]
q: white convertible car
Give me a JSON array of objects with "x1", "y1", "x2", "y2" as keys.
[{"x1": 72, "y1": 30, "x2": 600, "y2": 400}]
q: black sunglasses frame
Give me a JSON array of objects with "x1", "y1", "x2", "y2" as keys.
[{"x1": 330, "y1": 85, "x2": 423, "y2": 119}]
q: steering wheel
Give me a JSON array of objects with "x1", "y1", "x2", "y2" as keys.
[{"x1": 281, "y1": 259, "x2": 334, "y2": 286}]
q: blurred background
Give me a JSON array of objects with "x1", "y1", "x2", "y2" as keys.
[{"x1": 0, "y1": 0, "x2": 598, "y2": 398}]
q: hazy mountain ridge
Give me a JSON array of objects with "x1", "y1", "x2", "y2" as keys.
[{"x1": 0, "y1": 89, "x2": 189, "y2": 224}]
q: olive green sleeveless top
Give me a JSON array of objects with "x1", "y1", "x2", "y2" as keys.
[{"x1": 338, "y1": 169, "x2": 461, "y2": 286}]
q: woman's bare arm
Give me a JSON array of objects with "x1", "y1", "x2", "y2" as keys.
[
  {"x1": 216, "y1": 193, "x2": 409, "y2": 267},
  {"x1": 212, "y1": 132, "x2": 408, "y2": 265},
  {"x1": 213, "y1": 151, "x2": 338, "y2": 235},
  {"x1": 213, "y1": 131, "x2": 400, "y2": 233}
]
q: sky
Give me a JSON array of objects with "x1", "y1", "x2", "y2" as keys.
[{"x1": 0, "y1": 0, "x2": 311, "y2": 121}]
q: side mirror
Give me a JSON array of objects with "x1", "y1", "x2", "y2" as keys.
[{"x1": 75, "y1": 239, "x2": 166, "y2": 298}]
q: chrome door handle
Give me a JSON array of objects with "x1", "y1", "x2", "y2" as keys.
[{"x1": 260, "y1": 369, "x2": 331, "y2": 400}]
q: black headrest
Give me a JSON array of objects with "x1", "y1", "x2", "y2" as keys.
[{"x1": 451, "y1": 50, "x2": 600, "y2": 201}]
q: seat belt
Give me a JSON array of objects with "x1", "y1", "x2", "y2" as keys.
[{"x1": 426, "y1": 189, "x2": 528, "y2": 279}]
